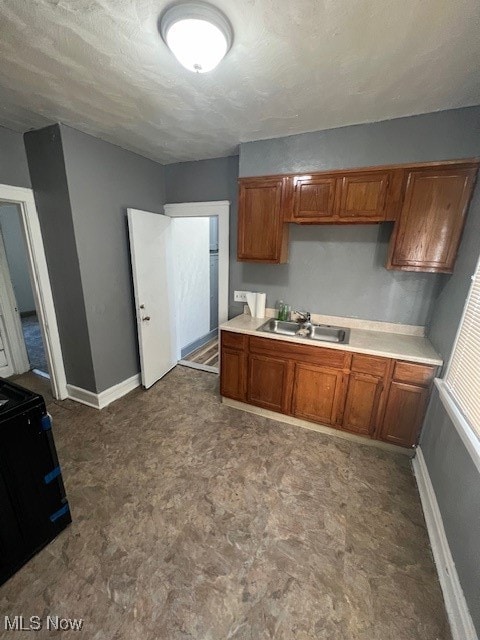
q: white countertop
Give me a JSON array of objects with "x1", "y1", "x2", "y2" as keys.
[{"x1": 219, "y1": 314, "x2": 443, "y2": 367}]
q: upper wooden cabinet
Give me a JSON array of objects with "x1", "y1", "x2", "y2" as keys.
[
  {"x1": 237, "y1": 159, "x2": 479, "y2": 269},
  {"x1": 237, "y1": 176, "x2": 289, "y2": 263},
  {"x1": 337, "y1": 171, "x2": 390, "y2": 221},
  {"x1": 287, "y1": 170, "x2": 392, "y2": 223},
  {"x1": 387, "y1": 164, "x2": 478, "y2": 273},
  {"x1": 290, "y1": 175, "x2": 336, "y2": 222}
]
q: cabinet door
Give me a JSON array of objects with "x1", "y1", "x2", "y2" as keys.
[
  {"x1": 337, "y1": 171, "x2": 390, "y2": 220},
  {"x1": 342, "y1": 372, "x2": 383, "y2": 436},
  {"x1": 379, "y1": 381, "x2": 429, "y2": 447},
  {"x1": 237, "y1": 177, "x2": 288, "y2": 263},
  {"x1": 220, "y1": 347, "x2": 246, "y2": 401},
  {"x1": 291, "y1": 175, "x2": 337, "y2": 221},
  {"x1": 247, "y1": 354, "x2": 289, "y2": 412},
  {"x1": 387, "y1": 166, "x2": 477, "y2": 272},
  {"x1": 292, "y1": 363, "x2": 345, "y2": 426}
]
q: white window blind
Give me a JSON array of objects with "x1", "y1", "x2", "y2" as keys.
[{"x1": 445, "y1": 259, "x2": 480, "y2": 438}]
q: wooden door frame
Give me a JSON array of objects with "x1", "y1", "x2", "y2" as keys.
[
  {"x1": 0, "y1": 228, "x2": 30, "y2": 375},
  {"x1": 163, "y1": 200, "x2": 230, "y2": 362},
  {"x1": 0, "y1": 184, "x2": 67, "y2": 399}
]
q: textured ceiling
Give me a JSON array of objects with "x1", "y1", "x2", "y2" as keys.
[{"x1": 0, "y1": 0, "x2": 479, "y2": 164}]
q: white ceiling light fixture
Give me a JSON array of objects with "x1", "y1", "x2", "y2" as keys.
[{"x1": 160, "y1": 1, "x2": 233, "y2": 73}]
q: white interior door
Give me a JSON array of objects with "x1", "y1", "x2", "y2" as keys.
[
  {"x1": 0, "y1": 228, "x2": 29, "y2": 377},
  {"x1": 128, "y1": 209, "x2": 177, "y2": 389},
  {"x1": 0, "y1": 316, "x2": 15, "y2": 378}
]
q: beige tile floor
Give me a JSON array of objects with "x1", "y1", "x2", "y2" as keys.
[{"x1": 0, "y1": 368, "x2": 451, "y2": 640}]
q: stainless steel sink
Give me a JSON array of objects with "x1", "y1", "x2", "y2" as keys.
[
  {"x1": 309, "y1": 325, "x2": 349, "y2": 343},
  {"x1": 258, "y1": 320, "x2": 300, "y2": 336},
  {"x1": 258, "y1": 319, "x2": 350, "y2": 344}
]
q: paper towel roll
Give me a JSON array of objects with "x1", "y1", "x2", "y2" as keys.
[
  {"x1": 246, "y1": 292, "x2": 257, "y2": 317},
  {"x1": 256, "y1": 293, "x2": 266, "y2": 318}
]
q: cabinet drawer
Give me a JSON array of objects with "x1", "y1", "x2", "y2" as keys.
[
  {"x1": 249, "y1": 336, "x2": 350, "y2": 369},
  {"x1": 351, "y1": 354, "x2": 388, "y2": 377},
  {"x1": 393, "y1": 361, "x2": 436, "y2": 386},
  {"x1": 221, "y1": 331, "x2": 247, "y2": 351}
]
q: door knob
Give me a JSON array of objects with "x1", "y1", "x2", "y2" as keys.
[{"x1": 142, "y1": 316, "x2": 151, "y2": 322}]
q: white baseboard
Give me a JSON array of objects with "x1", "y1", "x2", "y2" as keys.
[
  {"x1": 413, "y1": 447, "x2": 478, "y2": 640},
  {"x1": 66, "y1": 373, "x2": 141, "y2": 410},
  {"x1": 66, "y1": 384, "x2": 100, "y2": 409}
]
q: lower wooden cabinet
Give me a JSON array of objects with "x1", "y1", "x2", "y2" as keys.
[
  {"x1": 247, "y1": 354, "x2": 289, "y2": 412},
  {"x1": 292, "y1": 363, "x2": 345, "y2": 426},
  {"x1": 219, "y1": 332, "x2": 247, "y2": 401},
  {"x1": 378, "y1": 381, "x2": 429, "y2": 447},
  {"x1": 342, "y1": 372, "x2": 384, "y2": 436},
  {"x1": 220, "y1": 347, "x2": 246, "y2": 401},
  {"x1": 220, "y1": 331, "x2": 437, "y2": 448}
]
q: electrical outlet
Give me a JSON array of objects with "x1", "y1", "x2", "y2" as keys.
[{"x1": 234, "y1": 290, "x2": 248, "y2": 303}]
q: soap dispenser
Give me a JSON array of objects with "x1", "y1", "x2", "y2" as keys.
[{"x1": 276, "y1": 300, "x2": 284, "y2": 320}]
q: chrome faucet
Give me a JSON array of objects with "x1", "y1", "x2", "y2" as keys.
[{"x1": 294, "y1": 310, "x2": 311, "y2": 324}]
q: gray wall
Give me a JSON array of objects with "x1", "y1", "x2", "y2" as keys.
[
  {"x1": 165, "y1": 155, "x2": 239, "y2": 317},
  {"x1": 240, "y1": 106, "x2": 480, "y2": 176},
  {"x1": 0, "y1": 125, "x2": 31, "y2": 188},
  {"x1": 419, "y1": 132, "x2": 480, "y2": 634},
  {"x1": 236, "y1": 224, "x2": 444, "y2": 325},
  {"x1": 24, "y1": 125, "x2": 96, "y2": 390},
  {"x1": 421, "y1": 390, "x2": 480, "y2": 634},
  {"x1": 428, "y1": 185, "x2": 480, "y2": 361},
  {"x1": 0, "y1": 204, "x2": 36, "y2": 313},
  {"x1": 236, "y1": 105, "x2": 480, "y2": 324},
  {"x1": 60, "y1": 125, "x2": 165, "y2": 392}
]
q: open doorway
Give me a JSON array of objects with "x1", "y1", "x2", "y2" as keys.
[
  {"x1": 0, "y1": 184, "x2": 67, "y2": 399},
  {"x1": 164, "y1": 201, "x2": 229, "y2": 375},
  {"x1": 171, "y1": 216, "x2": 219, "y2": 372},
  {"x1": 0, "y1": 204, "x2": 48, "y2": 377}
]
